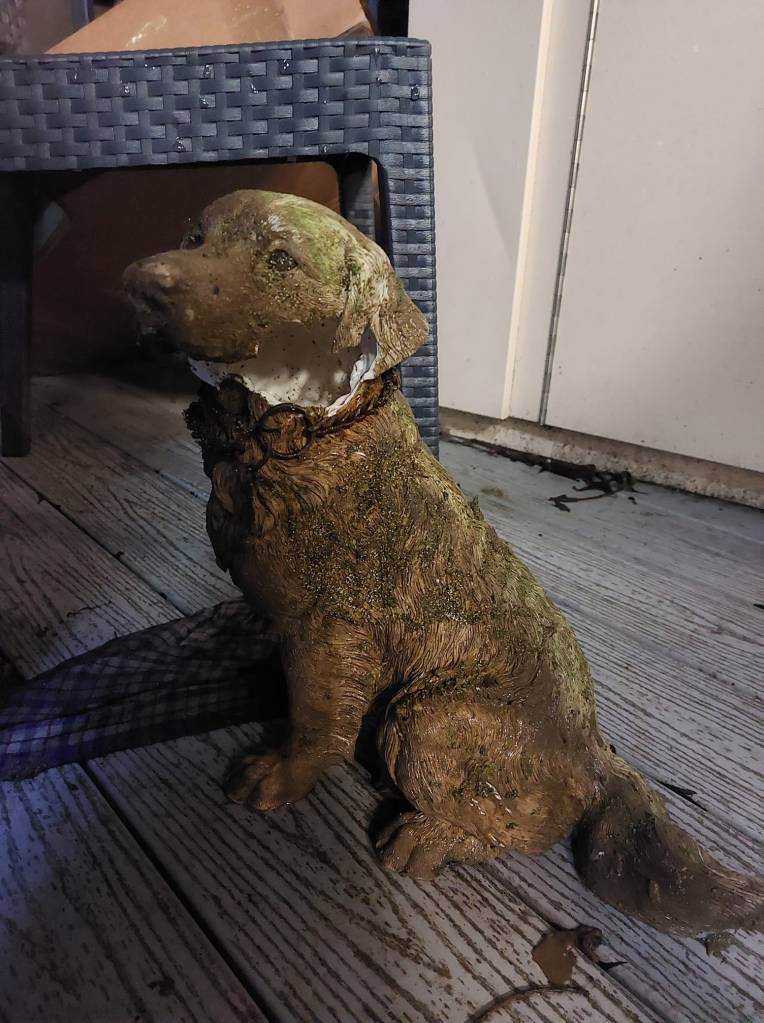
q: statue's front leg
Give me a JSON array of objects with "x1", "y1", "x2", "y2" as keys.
[{"x1": 224, "y1": 624, "x2": 379, "y2": 809}]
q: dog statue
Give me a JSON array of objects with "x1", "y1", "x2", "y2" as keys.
[{"x1": 124, "y1": 189, "x2": 762, "y2": 936}]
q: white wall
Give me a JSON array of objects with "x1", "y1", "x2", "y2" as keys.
[
  {"x1": 546, "y1": 0, "x2": 764, "y2": 471},
  {"x1": 414, "y1": 0, "x2": 764, "y2": 473}
]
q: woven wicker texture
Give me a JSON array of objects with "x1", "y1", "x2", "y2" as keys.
[{"x1": 0, "y1": 38, "x2": 438, "y2": 448}]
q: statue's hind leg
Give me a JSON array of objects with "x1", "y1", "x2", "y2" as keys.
[{"x1": 374, "y1": 687, "x2": 520, "y2": 878}]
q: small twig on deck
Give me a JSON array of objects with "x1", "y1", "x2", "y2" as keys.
[
  {"x1": 470, "y1": 983, "x2": 589, "y2": 1022},
  {"x1": 548, "y1": 468, "x2": 642, "y2": 511},
  {"x1": 550, "y1": 495, "x2": 573, "y2": 512}
]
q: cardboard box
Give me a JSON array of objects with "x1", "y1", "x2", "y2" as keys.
[{"x1": 48, "y1": 0, "x2": 370, "y2": 53}]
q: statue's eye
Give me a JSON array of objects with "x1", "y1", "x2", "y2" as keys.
[
  {"x1": 182, "y1": 224, "x2": 205, "y2": 249},
  {"x1": 268, "y1": 249, "x2": 298, "y2": 272}
]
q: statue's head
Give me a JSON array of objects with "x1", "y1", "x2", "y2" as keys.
[{"x1": 123, "y1": 189, "x2": 428, "y2": 412}]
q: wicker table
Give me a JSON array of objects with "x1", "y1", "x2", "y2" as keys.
[{"x1": 0, "y1": 37, "x2": 438, "y2": 455}]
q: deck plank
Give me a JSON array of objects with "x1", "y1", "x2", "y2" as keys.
[
  {"x1": 89, "y1": 724, "x2": 658, "y2": 1023},
  {"x1": 0, "y1": 763, "x2": 265, "y2": 1023},
  {"x1": 5, "y1": 401, "x2": 238, "y2": 616},
  {"x1": 36, "y1": 372, "x2": 764, "y2": 554},
  {"x1": 0, "y1": 463, "x2": 178, "y2": 678},
  {"x1": 442, "y1": 442, "x2": 763, "y2": 613},
  {"x1": 36, "y1": 374, "x2": 762, "y2": 684},
  {"x1": 440, "y1": 433, "x2": 764, "y2": 545},
  {"x1": 35, "y1": 373, "x2": 206, "y2": 500},
  {"x1": 37, "y1": 372, "x2": 762, "y2": 636}
]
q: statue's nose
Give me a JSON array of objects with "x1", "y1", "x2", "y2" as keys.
[
  {"x1": 123, "y1": 257, "x2": 182, "y2": 331},
  {"x1": 124, "y1": 258, "x2": 181, "y2": 294}
]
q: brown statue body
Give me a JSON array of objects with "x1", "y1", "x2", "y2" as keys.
[{"x1": 125, "y1": 189, "x2": 763, "y2": 937}]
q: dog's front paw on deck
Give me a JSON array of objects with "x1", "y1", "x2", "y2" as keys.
[{"x1": 223, "y1": 751, "x2": 320, "y2": 810}]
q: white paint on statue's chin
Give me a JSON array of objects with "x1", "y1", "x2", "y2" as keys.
[{"x1": 187, "y1": 332, "x2": 379, "y2": 417}]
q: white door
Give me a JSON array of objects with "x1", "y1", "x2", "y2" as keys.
[{"x1": 545, "y1": 0, "x2": 764, "y2": 471}]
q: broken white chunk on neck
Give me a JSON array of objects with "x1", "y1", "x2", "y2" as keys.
[{"x1": 187, "y1": 335, "x2": 378, "y2": 417}]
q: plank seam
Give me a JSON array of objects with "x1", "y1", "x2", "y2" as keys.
[
  {"x1": 1, "y1": 456, "x2": 191, "y2": 617},
  {"x1": 82, "y1": 761, "x2": 282, "y2": 1023},
  {"x1": 43, "y1": 396, "x2": 210, "y2": 505}
]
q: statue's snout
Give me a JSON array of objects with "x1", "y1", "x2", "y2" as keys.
[{"x1": 123, "y1": 256, "x2": 184, "y2": 333}]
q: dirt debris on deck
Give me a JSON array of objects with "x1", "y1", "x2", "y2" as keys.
[
  {"x1": 532, "y1": 925, "x2": 604, "y2": 985},
  {"x1": 448, "y1": 435, "x2": 643, "y2": 512}
]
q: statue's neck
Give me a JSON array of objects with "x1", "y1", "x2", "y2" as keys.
[{"x1": 184, "y1": 370, "x2": 403, "y2": 482}]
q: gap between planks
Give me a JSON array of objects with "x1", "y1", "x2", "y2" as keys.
[
  {"x1": 82, "y1": 761, "x2": 279, "y2": 1023},
  {"x1": 0, "y1": 461, "x2": 179, "y2": 677},
  {"x1": 0, "y1": 762, "x2": 267, "y2": 1023}
]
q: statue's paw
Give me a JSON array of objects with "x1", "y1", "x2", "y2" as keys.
[
  {"x1": 374, "y1": 811, "x2": 447, "y2": 880},
  {"x1": 223, "y1": 751, "x2": 317, "y2": 810}
]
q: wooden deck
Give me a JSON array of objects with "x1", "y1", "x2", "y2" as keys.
[{"x1": 1, "y1": 371, "x2": 762, "y2": 1023}]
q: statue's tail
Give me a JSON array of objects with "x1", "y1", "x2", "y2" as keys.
[{"x1": 572, "y1": 756, "x2": 764, "y2": 935}]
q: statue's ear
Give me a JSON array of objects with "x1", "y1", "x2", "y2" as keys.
[{"x1": 334, "y1": 238, "x2": 429, "y2": 373}]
